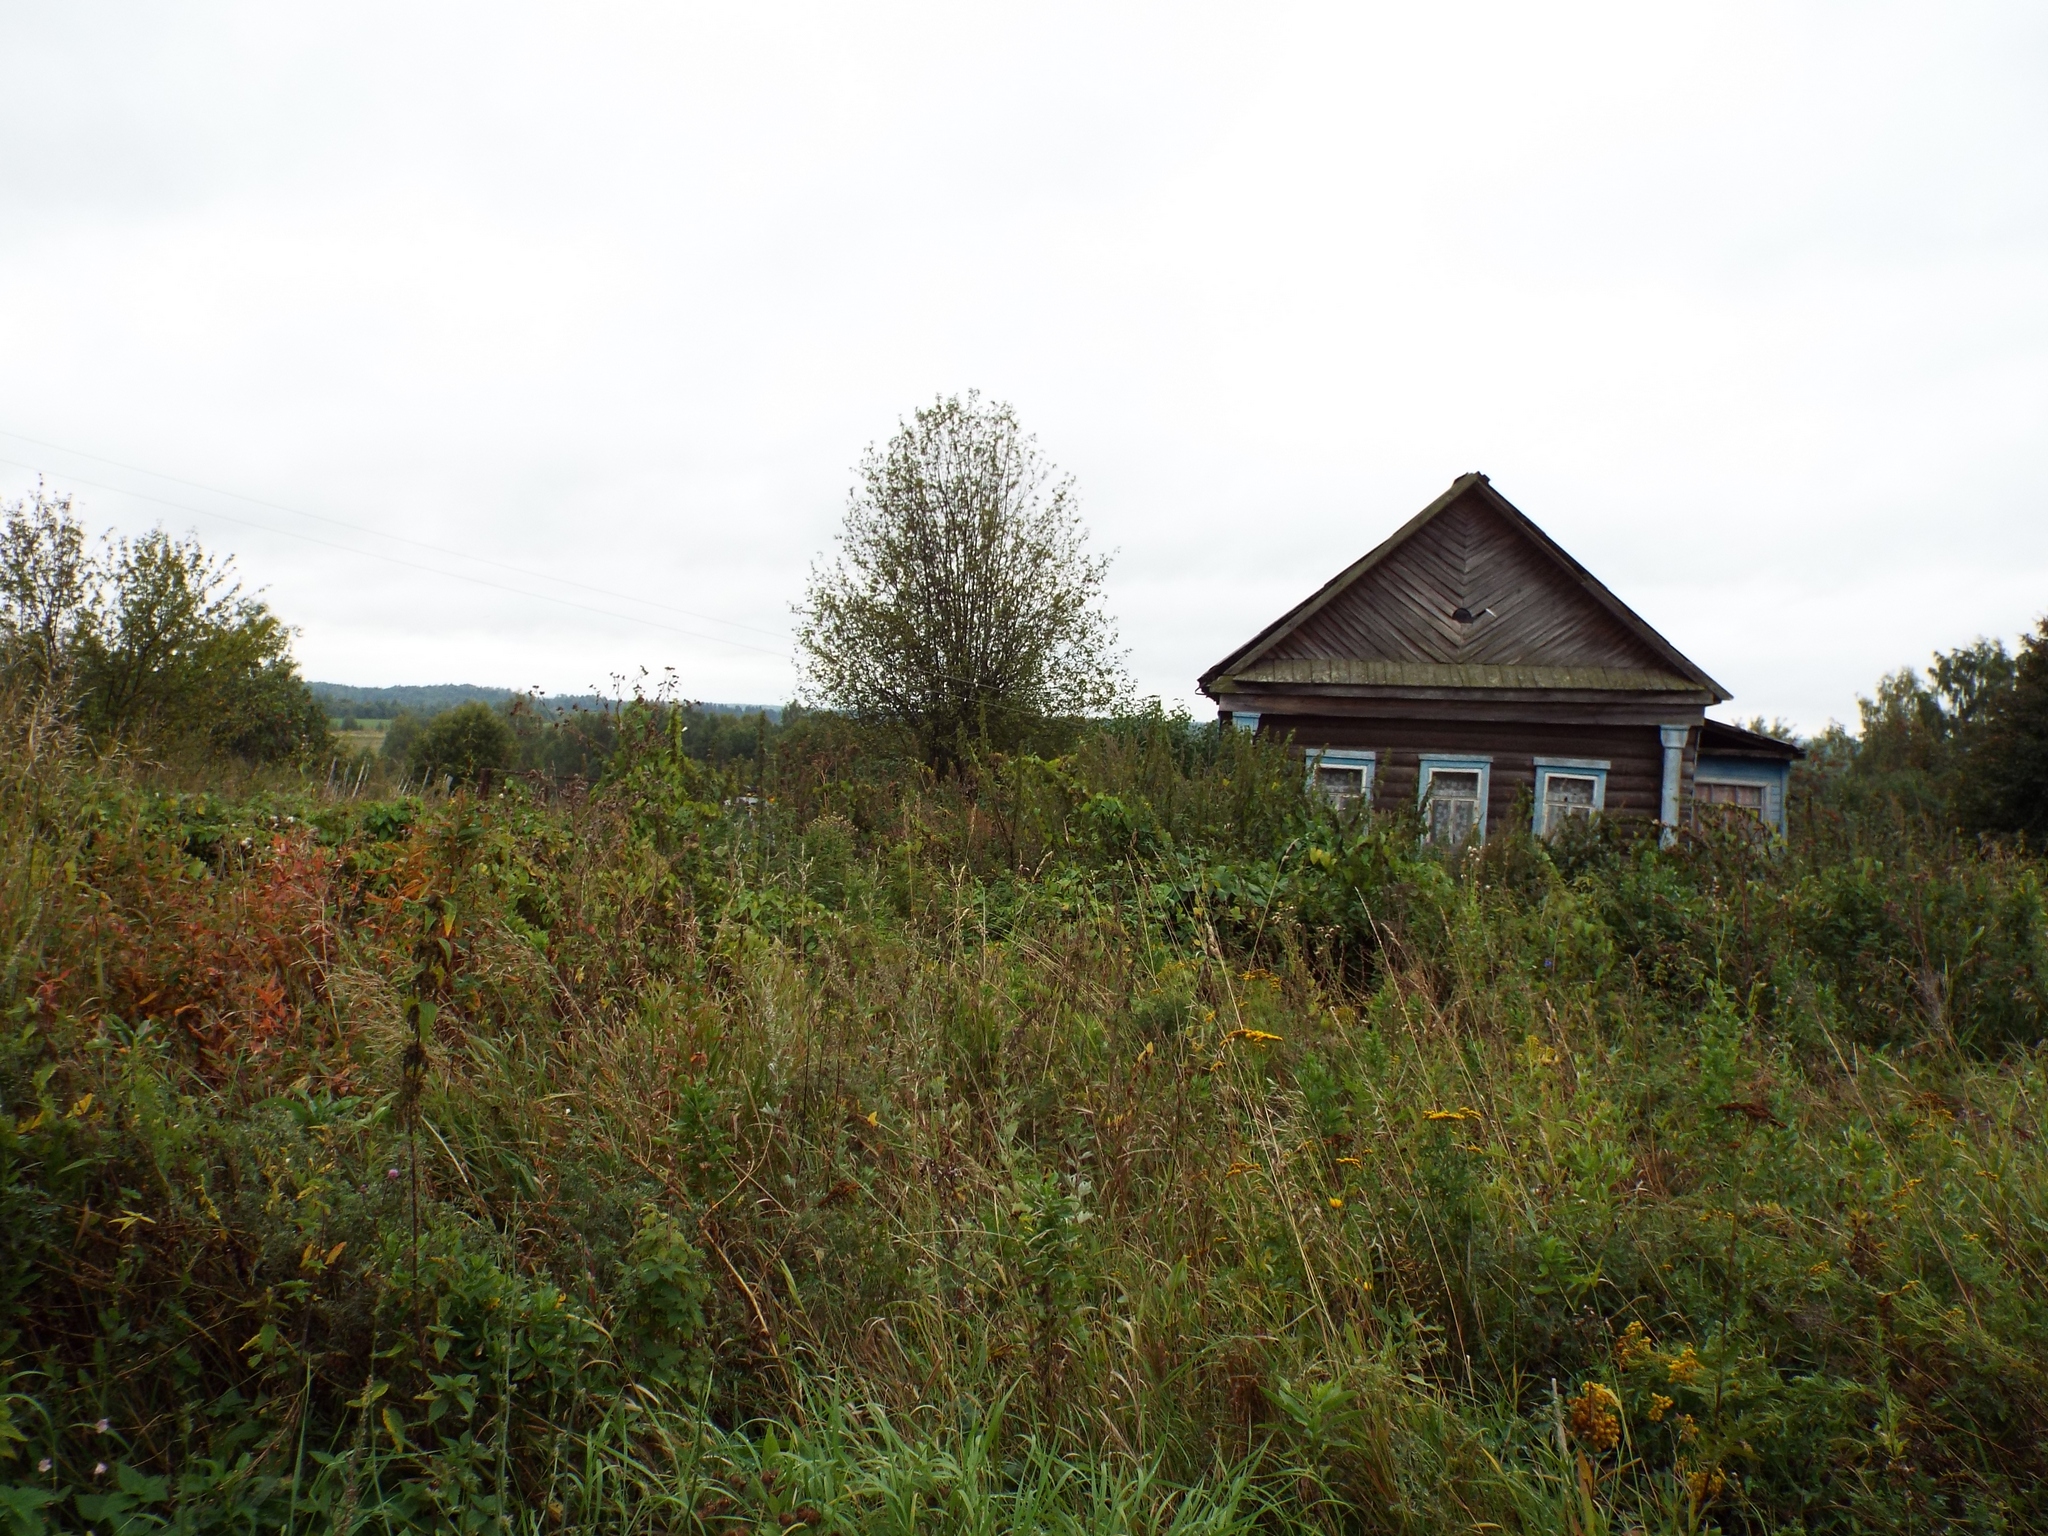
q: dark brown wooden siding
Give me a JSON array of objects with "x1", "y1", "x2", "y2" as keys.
[
  {"x1": 1262, "y1": 715, "x2": 1695, "y2": 830},
  {"x1": 1267, "y1": 489, "x2": 1660, "y2": 672}
]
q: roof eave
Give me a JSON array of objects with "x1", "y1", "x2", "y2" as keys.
[{"x1": 1209, "y1": 680, "x2": 1722, "y2": 705}]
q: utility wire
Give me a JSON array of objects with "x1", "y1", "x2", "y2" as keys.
[
  {"x1": 0, "y1": 453, "x2": 792, "y2": 659},
  {"x1": 0, "y1": 427, "x2": 792, "y2": 643}
]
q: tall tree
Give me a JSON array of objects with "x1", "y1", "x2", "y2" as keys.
[
  {"x1": 0, "y1": 491, "x2": 327, "y2": 762},
  {"x1": 1855, "y1": 637, "x2": 2017, "y2": 779},
  {"x1": 1969, "y1": 620, "x2": 2048, "y2": 840},
  {"x1": 0, "y1": 486, "x2": 94, "y2": 696},
  {"x1": 796, "y1": 393, "x2": 1125, "y2": 767}
]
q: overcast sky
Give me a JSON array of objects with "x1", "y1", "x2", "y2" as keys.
[{"x1": 1, "y1": 4, "x2": 2042, "y2": 729}]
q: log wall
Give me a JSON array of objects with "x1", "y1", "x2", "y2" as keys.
[{"x1": 1264, "y1": 714, "x2": 1699, "y2": 832}]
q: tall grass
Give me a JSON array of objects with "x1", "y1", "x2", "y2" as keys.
[{"x1": 1, "y1": 708, "x2": 2044, "y2": 1532}]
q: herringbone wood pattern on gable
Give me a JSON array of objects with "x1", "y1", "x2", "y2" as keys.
[{"x1": 1269, "y1": 492, "x2": 1657, "y2": 670}]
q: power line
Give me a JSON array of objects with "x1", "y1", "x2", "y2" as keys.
[
  {"x1": 0, "y1": 427, "x2": 793, "y2": 643},
  {"x1": 0, "y1": 453, "x2": 793, "y2": 659}
]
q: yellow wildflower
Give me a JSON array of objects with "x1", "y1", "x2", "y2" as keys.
[
  {"x1": 1328, "y1": 1197, "x2": 1344, "y2": 1210},
  {"x1": 1664, "y1": 1345, "x2": 1704, "y2": 1385},
  {"x1": 1565, "y1": 1382, "x2": 1621, "y2": 1454},
  {"x1": 1686, "y1": 1465, "x2": 1725, "y2": 1503},
  {"x1": 1648, "y1": 1394, "x2": 1673, "y2": 1422},
  {"x1": 1424, "y1": 1107, "x2": 1483, "y2": 1122},
  {"x1": 1614, "y1": 1320, "x2": 1654, "y2": 1370},
  {"x1": 1225, "y1": 1028, "x2": 1282, "y2": 1044}
]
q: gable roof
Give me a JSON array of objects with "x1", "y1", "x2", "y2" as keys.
[{"x1": 1200, "y1": 473, "x2": 1729, "y2": 702}]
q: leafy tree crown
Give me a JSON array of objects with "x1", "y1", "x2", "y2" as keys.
[
  {"x1": 408, "y1": 701, "x2": 517, "y2": 787},
  {"x1": 796, "y1": 393, "x2": 1125, "y2": 766},
  {"x1": 0, "y1": 487, "x2": 327, "y2": 763}
]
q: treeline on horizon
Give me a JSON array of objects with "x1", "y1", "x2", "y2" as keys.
[{"x1": 310, "y1": 682, "x2": 783, "y2": 724}]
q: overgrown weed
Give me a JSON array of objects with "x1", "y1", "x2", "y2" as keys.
[{"x1": 1, "y1": 710, "x2": 2043, "y2": 1532}]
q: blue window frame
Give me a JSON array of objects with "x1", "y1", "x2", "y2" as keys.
[
  {"x1": 1305, "y1": 748, "x2": 1375, "y2": 809},
  {"x1": 1418, "y1": 755, "x2": 1491, "y2": 844},
  {"x1": 1532, "y1": 757, "x2": 1610, "y2": 836},
  {"x1": 1693, "y1": 757, "x2": 1791, "y2": 838}
]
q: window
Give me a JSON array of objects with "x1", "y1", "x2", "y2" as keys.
[
  {"x1": 1306, "y1": 748, "x2": 1375, "y2": 810},
  {"x1": 1427, "y1": 771, "x2": 1483, "y2": 843},
  {"x1": 1532, "y1": 758, "x2": 1610, "y2": 836},
  {"x1": 1693, "y1": 758, "x2": 1790, "y2": 838},
  {"x1": 1418, "y1": 756, "x2": 1491, "y2": 844},
  {"x1": 1544, "y1": 772, "x2": 1597, "y2": 823},
  {"x1": 1695, "y1": 779, "x2": 1766, "y2": 833},
  {"x1": 1696, "y1": 781, "x2": 1764, "y2": 811}
]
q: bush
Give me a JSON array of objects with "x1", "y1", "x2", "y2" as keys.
[
  {"x1": 407, "y1": 701, "x2": 516, "y2": 787},
  {"x1": 381, "y1": 708, "x2": 425, "y2": 765}
]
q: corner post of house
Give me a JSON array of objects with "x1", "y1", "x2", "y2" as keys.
[{"x1": 1657, "y1": 725, "x2": 1689, "y2": 848}]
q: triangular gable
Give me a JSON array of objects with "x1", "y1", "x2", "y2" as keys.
[{"x1": 1201, "y1": 474, "x2": 1727, "y2": 700}]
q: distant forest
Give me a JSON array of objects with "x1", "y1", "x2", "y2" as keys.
[{"x1": 308, "y1": 681, "x2": 782, "y2": 721}]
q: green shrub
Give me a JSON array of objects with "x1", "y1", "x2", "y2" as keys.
[
  {"x1": 0, "y1": 491, "x2": 328, "y2": 764},
  {"x1": 407, "y1": 701, "x2": 516, "y2": 787},
  {"x1": 380, "y1": 708, "x2": 424, "y2": 765}
]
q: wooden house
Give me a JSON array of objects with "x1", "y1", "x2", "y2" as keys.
[{"x1": 1198, "y1": 473, "x2": 1801, "y2": 840}]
